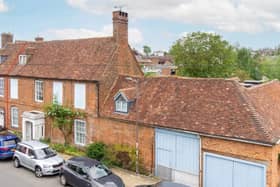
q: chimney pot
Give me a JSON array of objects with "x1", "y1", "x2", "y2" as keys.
[
  {"x1": 1, "y1": 32, "x2": 13, "y2": 48},
  {"x1": 35, "y1": 36, "x2": 44, "y2": 42}
]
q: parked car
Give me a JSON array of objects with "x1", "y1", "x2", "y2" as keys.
[
  {"x1": 0, "y1": 128, "x2": 19, "y2": 159},
  {"x1": 60, "y1": 156, "x2": 125, "y2": 187},
  {"x1": 135, "y1": 181, "x2": 190, "y2": 187},
  {"x1": 13, "y1": 141, "x2": 64, "y2": 177}
]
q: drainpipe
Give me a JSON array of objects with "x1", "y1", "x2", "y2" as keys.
[
  {"x1": 199, "y1": 137, "x2": 202, "y2": 187},
  {"x1": 135, "y1": 79, "x2": 140, "y2": 175},
  {"x1": 96, "y1": 82, "x2": 100, "y2": 117}
]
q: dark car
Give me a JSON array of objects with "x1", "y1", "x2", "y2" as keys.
[
  {"x1": 135, "y1": 181, "x2": 190, "y2": 187},
  {"x1": 60, "y1": 156, "x2": 125, "y2": 187},
  {"x1": 0, "y1": 128, "x2": 19, "y2": 159}
]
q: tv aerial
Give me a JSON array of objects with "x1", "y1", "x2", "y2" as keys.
[{"x1": 114, "y1": 5, "x2": 126, "y2": 12}]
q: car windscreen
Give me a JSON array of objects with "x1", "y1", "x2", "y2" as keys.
[
  {"x1": 34, "y1": 147, "x2": 56, "y2": 159},
  {"x1": 3, "y1": 139, "x2": 16, "y2": 146},
  {"x1": 88, "y1": 164, "x2": 111, "y2": 179}
]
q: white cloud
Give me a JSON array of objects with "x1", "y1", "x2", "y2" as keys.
[
  {"x1": 0, "y1": 0, "x2": 8, "y2": 12},
  {"x1": 43, "y1": 24, "x2": 143, "y2": 45},
  {"x1": 65, "y1": 0, "x2": 280, "y2": 33}
]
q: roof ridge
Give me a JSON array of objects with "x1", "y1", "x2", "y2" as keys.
[{"x1": 234, "y1": 81, "x2": 272, "y2": 141}]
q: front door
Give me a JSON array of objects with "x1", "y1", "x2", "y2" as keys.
[
  {"x1": 25, "y1": 121, "x2": 33, "y2": 141},
  {"x1": 0, "y1": 109, "x2": 4, "y2": 128}
]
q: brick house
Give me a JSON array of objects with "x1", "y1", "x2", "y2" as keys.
[
  {"x1": 0, "y1": 11, "x2": 142, "y2": 144},
  {"x1": 101, "y1": 76, "x2": 280, "y2": 187},
  {"x1": 1, "y1": 10, "x2": 280, "y2": 187}
]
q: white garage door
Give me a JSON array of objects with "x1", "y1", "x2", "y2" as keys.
[
  {"x1": 204, "y1": 153, "x2": 266, "y2": 187},
  {"x1": 155, "y1": 129, "x2": 200, "y2": 187}
]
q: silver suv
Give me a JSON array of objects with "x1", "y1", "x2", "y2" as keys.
[{"x1": 13, "y1": 141, "x2": 64, "y2": 177}]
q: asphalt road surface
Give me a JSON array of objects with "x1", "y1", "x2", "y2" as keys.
[{"x1": 0, "y1": 159, "x2": 62, "y2": 187}]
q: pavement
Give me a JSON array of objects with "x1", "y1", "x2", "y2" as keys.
[
  {"x1": 111, "y1": 168, "x2": 160, "y2": 187},
  {"x1": 0, "y1": 155, "x2": 159, "y2": 187}
]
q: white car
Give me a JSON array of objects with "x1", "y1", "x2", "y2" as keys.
[{"x1": 13, "y1": 141, "x2": 64, "y2": 177}]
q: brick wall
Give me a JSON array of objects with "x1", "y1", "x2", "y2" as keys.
[
  {"x1": 2, "y1": 77, "x2": 98, "y2": 143},
  {"x1": 94, "y1": 117, "x2": 154, "y2": 173}
]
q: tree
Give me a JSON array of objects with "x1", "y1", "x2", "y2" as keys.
[
  {"x1": 236, "y1": 47, "x2": 260, "y2": 80},
  {"x1": 44, "y1": 101, "x2": 84, "y2": 145},
  {"x1": 170, "y1": 32, "x2": 236, "y2": 78},
  {"x1": 143, "y1": 45, "x2": 151, "y2": 56}
]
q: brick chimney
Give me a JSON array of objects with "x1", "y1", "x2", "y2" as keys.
[
  {"x1": 113, "y1": 11, "x2": 128, "y2": 45},
  {"x1": 1, "y1": 33, "x2": 13, "y2": 48},
  {"x1": 35, "y1": 36, "x2": 44, "y2": 42}
]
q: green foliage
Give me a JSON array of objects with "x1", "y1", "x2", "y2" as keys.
[
  {"x1": 39, "y1": 137, "x2": 51, "y2": 144},
  {"x1": 9, "y1": 130, "x2": 22, "y2": 139},
  {"x1": 235, "y1": 47, "x2": 260, "y2": 80},
  {"x1": 44, "y1": 101, "x2": 84, "y2": 145},
  {"x1": 170, "y1": 32, "x2": 236, "y2": 78},
  {"x1": 86, "y1": 142, "x2": 147, "y2": 174},
  {"x1": 64, "y1": 145, "x2": 85, "y2": 157},
  {"x1": 143, "y1": 45, "x2": 152, "y2": 56},
  {"x1": 258, "y1": 56, "x2": 280, "y2": 80},
  {"x1": 51, "y1": 143, "x2": 66, "y2": 153},
  {"x1": 86, "y1": 142, "x2": 107, "y2": 161},
  {"x1": 49, "y1": 143, "x2": 84, "y2": 157}
]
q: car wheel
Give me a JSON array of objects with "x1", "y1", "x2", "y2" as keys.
[
  {"x1": 60, "y1": 174, "x2": 67, "y2": 186},
  {"x1": 35, "y1": 166, "x2": 43, "y2": 178},
  {"x1": 13, "y1": 158, "x2": 20, "y2": 168}
]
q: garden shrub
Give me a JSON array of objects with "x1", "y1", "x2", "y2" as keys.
[
  {"x1": 65, "y1": 144, "x2": 85, "y2": 157},
  {"x1": 51, "y1": 143, "x2": 65, "y2": 153},
  {"x1": 86, "y1": 142, "x2": 107, "y2": 161},
  {"x1": 39, "y1": 137, "x2": 51, "y2": 144}
]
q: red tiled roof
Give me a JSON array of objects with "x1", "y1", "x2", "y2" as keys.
[
  {"x1": 118, "y1": 87, "x2": 136, "y2": 101},
  {"x1": 1, "y1": 37, "x2": 117, "y2": 81},
  {"x1": 102, "y1": 75, "x2": 278, "y2": 145}
]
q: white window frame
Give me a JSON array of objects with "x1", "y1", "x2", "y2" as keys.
[
  {"x1": 53, "y1": 81, "x2": 63, "y2": 105},
  {"x1": 115, "y1": 96, "x2": 128, "y2": 113},
  {"x1": 18, "y1": 55, "x2": 27, "y2": 65},
  {"x1": 74, "y1": 120, "x2": 86, "y2": 146},
  {"x1": 74, "y1": 83, "x2": 86, "y2": 109},
  {"x1": 35, "y1": 80, "x2": 44, "y2": 102},
  {"x1": 0, "y1": 78, "x2": 4, "y2": 97},
  {"x1": 10, "y1": 79, "x2": 18, "y2": 99},
  {"x1": 11, "y1": 107, "x2": 18, "y2": 128}
]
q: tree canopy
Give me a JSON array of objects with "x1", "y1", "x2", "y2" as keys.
[
  {"x1": 170, "y1": 32, "x2": 236, "y2": 78},
  {"x1": 143, "y1": 45, "x2": 152, "y2": 56}
]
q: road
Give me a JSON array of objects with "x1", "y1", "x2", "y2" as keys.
[{"x1": 0, "y1": 159, "x2": 62, "y2": 187}]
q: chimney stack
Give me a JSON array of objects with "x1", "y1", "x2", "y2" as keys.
[
  {"x1": 113, "y1": 11, "x2": 128, "y2": 45},
  {"x1": 1, "y1": 33, "x2": 13, "y2": 48},
  {"x1": 35, "y1": 36, "x2": 44, "y2": 42}
]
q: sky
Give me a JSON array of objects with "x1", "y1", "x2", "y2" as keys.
[{"x1": 1, "y1": 0, "x2": 280, "y2": 52}]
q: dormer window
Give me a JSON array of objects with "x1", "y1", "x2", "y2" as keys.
[
  {"x1": 18, "y1": 55, "x2": 27, "y2": 65},
  {"x1": 115, "y1": 96, "x2": 128, "y2": 113},
  {"x1": 114, "y1": 87, "x2": 136, "y2": 114},
  {"x1": 0, "y1": 55, "x2": 8, "y2": 64}
]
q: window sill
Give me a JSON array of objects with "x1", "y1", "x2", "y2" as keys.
[
  {"x1": 114, "y1": 111, "x2": 129, "y2": 115},
  {"x1": 74, "y1": 142, "x2": 85, "y2": 146},
  {"x1": 35, "y1": 100, "x2": 44, "y2": 103}
]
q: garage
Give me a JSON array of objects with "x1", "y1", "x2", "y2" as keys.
[
  {"x1": 204, "y1": 153, "x2": 266, "y2": 187},
  {"x1": 155, "y1": 129, "x2": 200, "y2": 187}
]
